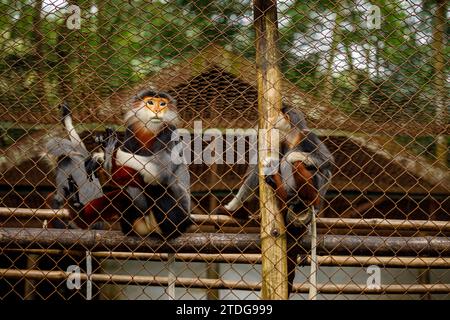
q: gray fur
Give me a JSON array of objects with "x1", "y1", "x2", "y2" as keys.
[
  {"x1": 225, "y1": 107, "x2": 334, "y2": 212},
  {"x1": 48, "y1": 138, "x2": 103, "y2": 207}
]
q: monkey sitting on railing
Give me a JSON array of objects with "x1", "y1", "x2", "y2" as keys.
[{"x1": 46, "y1": 90, "x2": 193, "y2": 239}]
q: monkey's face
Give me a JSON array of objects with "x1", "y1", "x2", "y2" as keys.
[
  {"x1": 274, "y1": 112, "x2": 292, "y2": 133},
  {"x1": 125, "y1": 95, "x2": 179, "y2": 132},
  {"x1": 275, "y1": 110, "x2": 306, "y2": 148}
]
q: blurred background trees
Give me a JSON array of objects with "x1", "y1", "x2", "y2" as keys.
[{"x1": 0, "y1": 0, "x2": 447, "y2": 162}]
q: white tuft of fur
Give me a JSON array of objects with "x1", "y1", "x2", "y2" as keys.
[
  {"x1": 125, "y1": 106, "x2": 179, "y2": 132},
  {"x1": 274, "y1": 114, "x2": 291, "y2": 132}
]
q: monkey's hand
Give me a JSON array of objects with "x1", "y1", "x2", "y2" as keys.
[
  {"x1": 92, "y1": 151, "x2": 105, "y2": 164},
  {"x1": 103, "y1": 127, "x2": 118, "y2": 147},
  {"x1": 262, "y1": 156, "x2": 279, "y2": 176},
  {"x1": 64, "y1": 176, "x2": 81, "y2": 207},
  {"x1": 84, "y1": 157, "x2": 101, "y2": 181},
  {"x1": 286, "y1": 151, "x2": 315, "y2": 167}
]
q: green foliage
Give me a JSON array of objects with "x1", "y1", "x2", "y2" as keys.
[{"x1": 0, "y1": 0, "x2": 447, "y2": 139}]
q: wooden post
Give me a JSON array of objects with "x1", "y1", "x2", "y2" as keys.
[
  {"x1": 254, "y1": 0, "x2": 288, "y2": 300},
  {"x1": 206, "y1": 161, "x2": 220, "y2": 300}
]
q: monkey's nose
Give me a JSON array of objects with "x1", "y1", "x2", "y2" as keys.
[{"x1": 155, "y1": 109, "x2": 166, "y2": 116}]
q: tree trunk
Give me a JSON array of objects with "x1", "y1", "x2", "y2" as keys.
[
  {"x1": 31, "y1": 0, "x2": 49, "y2": 110},
  {"x1": 56, "y1": 2, "x2": 77, "y2": 106},
  {"x1": 432, "y1": 0, "x2": 447, "y2": 165},
  {"x1": 322, "y1": 0, "x2": 343, "y2": 105},
  {"x1": 359, "y1": 44, "x2": 372, "y2": 113}
]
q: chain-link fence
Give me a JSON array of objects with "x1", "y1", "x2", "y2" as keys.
[{"x1": 0, "y1": 0, "x2": 448, "y2": 300}]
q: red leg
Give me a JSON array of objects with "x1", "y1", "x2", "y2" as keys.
[
  {"x1": 292, "y1": 161, "x2": 319, "y2": 206},
  {"x1": 80, "y1": 190, "x2": 132, "y2": 225}
]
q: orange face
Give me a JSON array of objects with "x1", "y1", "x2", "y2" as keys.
[{"x1": 141, "y1": 96, "x2": 170, "y2": 116}]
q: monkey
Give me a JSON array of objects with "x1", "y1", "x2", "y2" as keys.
[
  {"x1": 45, "y1": 102, "x2": 103, "y2": 229},
  {"x1": 223, "y1": 105, "x2": 333, "y2": 216},
  {"x1": 219, "y1": 105, "x2": 334, "y2": 294},
  {"x1": 86, "y1": 89, "x2": 193, "y2": 238},
  {"x1": 45, "y1": 103, "x2": 126, "y2": 229},
  {"x1": 47, "y1": 95, "x2": 193, "y2": 239}
]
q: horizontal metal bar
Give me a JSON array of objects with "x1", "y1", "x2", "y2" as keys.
[
  {"x1": 6, "y1": 248, "x2": 450, "y2": 268},
  {"x1": 2, "y1": 207, "x2": 449, "y2": 233},
  {"x1": 2, "y1": 268, "x2": 450, "y2": 295},
  {"x1": 1, "y1": 228, "x2": 450, "y2": 256}
]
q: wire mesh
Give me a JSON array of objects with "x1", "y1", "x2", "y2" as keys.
[{"x1": 0, "y1": 0, "x2": 448, "y2": 300}]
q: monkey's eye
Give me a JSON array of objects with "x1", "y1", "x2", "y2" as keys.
[
  {"x1": 160, "y1": 102, "x2": 167, "y2": 107},
  {"x1": 147, "y1": 100, "x2": 154, "y2": 106}
]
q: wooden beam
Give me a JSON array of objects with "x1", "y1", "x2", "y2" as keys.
[
  {"x1": 340, "y1": 196, "x2": 387, "y2": 218},
  {"x1": 316, "y1": 217, "x2": 450, "y2": 232},
  {"x1": 311, "y1": 256, "x2": 450, "y2": 268},
  {"x1": 0, "y1": 207, "x2": 69, "y2": 219}
]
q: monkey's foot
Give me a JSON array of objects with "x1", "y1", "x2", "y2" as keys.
[
  {"x1": 223, "y1": 198, "x2": 243, "y2": 212},
  {"x1": 214, "y1": 204, "x2": 250, "y2": 220},
  {"x1": 132, "y1": 216, "x2": 156, "y2": 237},
  {"x1": 286, "y1": 206, "x2": 312, "y2": 228}
]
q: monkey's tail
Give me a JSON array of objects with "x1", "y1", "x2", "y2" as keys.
[
  {"x1": 43, "y1": 103, "x2": 106, "y2": 230},
  {"x1": 60, "y1": 102, "x2": 87, "y2": 151},
  {"x1": 38, "y1": 102, "x2": 90, "y2": 172}
]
